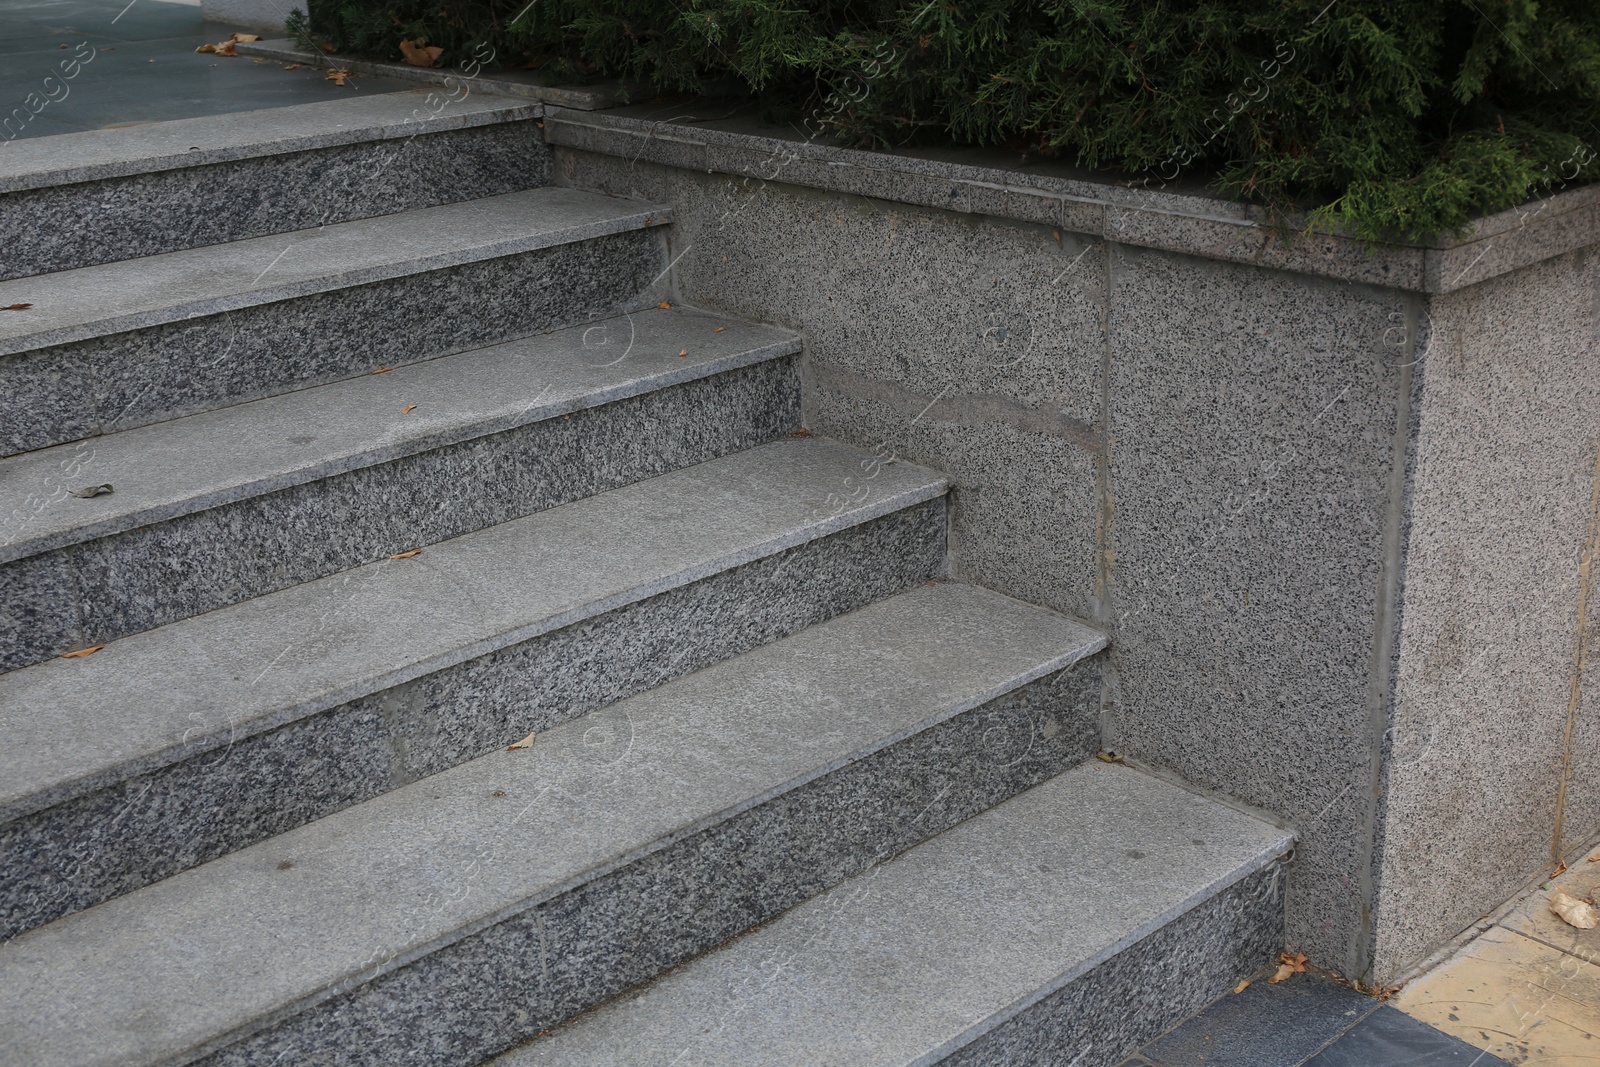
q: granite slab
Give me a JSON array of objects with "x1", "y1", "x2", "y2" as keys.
[
  {"x1": 0, "y1": 583, "x2": 1105, "y2": 1067},
  {"x1": 496, "y1": 761, "x2": 1293, "y2": 1067}
]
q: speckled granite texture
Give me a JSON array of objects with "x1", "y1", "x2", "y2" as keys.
[
  {"x1": 1371, "y1": 246, "x2": 1600, "y2": 979},
  {"x1": 2, "y1": 228, "x2": 663, "y2": 455},
  {"x1": 942, "y1": 863, "x2": 1284, "y2": 1067},
  {"x1": 189, "y1": 662, "x2": 1102, "y2": 1067},
  {"x1": 0, "y1": 501, "x2": 944, "y2": 938},
  {"x1": 0, "y1": 122, "x2": 550, "y2": 281},
  {"x1": 552, "y1": 149, "x2": 1104, "y2": 628},
  {"x1": 1, "y1": 357, "x2": 800, "y2": 671}
]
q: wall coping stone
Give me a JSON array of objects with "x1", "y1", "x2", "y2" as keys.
[{"x1": 545, "y1": 103, "x2": 1600, "y2": 294}]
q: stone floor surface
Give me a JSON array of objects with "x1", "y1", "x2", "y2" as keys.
[{"x1": 4, "y1": 0, "x2": 409, "y2": 138}]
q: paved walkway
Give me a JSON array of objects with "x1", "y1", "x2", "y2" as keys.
[{"x1": 3, "y1": 0, "x2": 410, "y2": 140}]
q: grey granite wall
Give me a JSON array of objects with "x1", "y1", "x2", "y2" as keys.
[
  {"x1": 1371, "y1": 246, "x2": 1600, "y2": 979},
  {"x1": 549, "y1": 133, "x2": 1600, "y2": 982}
]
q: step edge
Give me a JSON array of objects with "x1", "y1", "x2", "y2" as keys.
[
  {"x1": 0, "y1": 459, "x2": 948, "y2": 823},
  {"x1": 0, "y1": 192, "x2": 672, "y2": 357},
  {"x1": 915, "y1": 787, "x2": 1295, "y2": 1067},
  {"x1": 133, "y1": 598, "x2": 1101, "y2": 1067},
  {"x1": 0, "y1": 94, "x2": 539, "y2": 196},
  {"x1": 0, "y1": 319, "x2": 802, "y2": 564}
]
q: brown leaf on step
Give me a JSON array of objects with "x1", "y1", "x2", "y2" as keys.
[
  {"x1": 232, "y1": 33, "x2": 262, "y2": 42},
  {"x1": 2, "y1": 303, "x2": 32, "y2": 311},
  {"x1": 788, "y1": 428, "x2": 812, "y2": 438},
  {"x1": 1233, "y1": 979, "x2": 1251, "y2": 994},
  {"x1": 401, "y1": 404, "x2": 417, "y2": 414},
  {"x1": 1590, "y1": 852, "x2": 1600, "y2": 862},
  {"x1": 398, "y1": 38, "x2": 444, "y2": 67},
  {"x1": 69, "y1": 484, "x2": 114, "y2": 498},
  {"x1": 215, "y1": 40, "x2": 238, "y2": 56},
  {"x1": 1550, "y1": 889, "x2": 1600, "y2": 929},
  {"x1": 388, "y1": 548, "x2": 423, "y2": 560},
  {"x1": 1270, "y1": 951, "x2": 1309, "y2": 983},
  {"x1": 656, "y1": 302, "x2": 671, "y2": 309},
  {"x1": 196, "y1": 42, "x2": 217, "y2": 53},
  {"x1": 61, "y1": 644, "x2": 105, "y2": 659},
  {"x1": 507, "y1": 730, "x2": 537, "y2": 751},
  {"x1": 677, "y1": 349, "x2": 688, "y2": 358},
  {"x1": 712, "y1": 326, "x2": 725, "y2": 332},
  {"x1": 1553, "y1": 862, "x2": 1569, "y2": 878},
  {"x1": 371, "y1": 365, "x2": 393, "y2": 374},
  {"x1": 283, "y1": 63, "x2": 303, "y2": 70},
  {"x1": 326, "y1": 67, "x2": 351, "y2": 86}
]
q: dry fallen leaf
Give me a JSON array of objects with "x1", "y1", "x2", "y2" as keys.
[
  {"x1": 283, "y1": 63, "x2": 303, "y2": 70},
  {"x1": 69, "y1": 484, "x2": 113, "y2": 498},
  {"x1": 1233, "y1": 979, "x2": 1252, "y2": 994},
  {"x1": 1590, "y1": 852, "x2": 1600, "y2": 862},
  {"x1": 398, "y1": 38, "x2": 444, "y2": 68},
  {"x1": 2, "y1": 303, "x2": 32, "y2": 311},
  {"x1": 388, "y1": 548, "x2": 422, "y2": 560},
  {"x1": 1094, "y1": 751, "x2": 1124, "y2": 763},
  {"x1": 61, "y1": 645, "x2": 105, "y2": 659},
  {"x1": 401, "y1": 404, "x2": 417, "y2": 414},
  {"x1": 371, "y1": 365, "x2": 393, "y2": 374},
  {"x1": 657, "y1": 301, "x2": 671, "y2": 309},
  {"x1": 1270, "y1": 951, "x2": 1308, "y2": 983},
  {"x1": 712, "y1": 326, "x2": 725, "y2": 332},
  {"x1": 1550, "y1": 889, "x2": 1600, "y2": 929},
  {"x1": 1553, "y1": 862, "x2": 1570, "y2": 878},
  {"x1": 234, "y1": 33, "x2": 262, "y2": 42},
  {"x1": 325, "y1": 67, "x2": 350, "y2": 86},
  {"x1": 677, "y1": 349, "x2": 688, "y2": 358},
  {"x1": 196, "y1": 42, "x2": 217, "y2": 53},
  {"x1": 507, "y1": 730, "x2": 537, "y2": 751}
]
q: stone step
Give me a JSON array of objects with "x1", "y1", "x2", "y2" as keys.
[
  {"x1": 0, "y1": 438, "x2": 947, "y2": 939},
  {"x1": 0, "y1": 583, "x2": 1107, "y2": 1067},
  {"x1": 0, "y1": 186, "x2": 670, "y2": 454},
  {"x1": 495, "y1": 762, "x2": 1294, "y2": 1067},
  {"x1": 0, "y1": 306, "x2": 801, "y2": 671},
  {"x1": 0, "y1": 92, "x2": 546, "y2": 280}
]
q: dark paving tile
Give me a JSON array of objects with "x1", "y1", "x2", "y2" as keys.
[
  {"x1": 1305, "y1": 1006, "x2": 1513, "y2": 1067},
  {"x1": 1139, "y1": 976, "x2": 1378, "y2": 1067}
]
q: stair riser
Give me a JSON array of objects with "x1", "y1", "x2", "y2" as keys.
[
  {"x1": 938, "y1": 862, "x2": 1285, "y2": 1067},
  {"x1": 191, "y1": 660, "x2": 1103, "y2": 1067},
  {"x1": 0, "y1": 359, "x2": 800, "y2": 672},
  {"x1": 0, "y1": 123, "x2": 550, "y2": 282},
  {"x1": 1, "y1": 228, "x2": 665, "y2": 456},
  {"x1": 1, "y1": 501, "x2": 946, "y2": 940}
]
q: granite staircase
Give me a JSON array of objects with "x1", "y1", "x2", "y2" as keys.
[{"x1": 0, "y1": 94, "x2": 1293, "y2": 1066}]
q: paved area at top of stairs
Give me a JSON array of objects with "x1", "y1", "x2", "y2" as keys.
[{"x1": 3, "y1": 0, "x2": 411, "y2": 140}]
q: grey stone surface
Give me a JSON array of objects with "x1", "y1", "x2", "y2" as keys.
[
  {"x1": 2, "y1": 499, "x2": 943, "y2": 938},
  {"x1": 200, "y1": 0, "x2": 295, "y2": 34},
  {"x1": 494, "y1": 762, "x2": 1291, "y2": 1067},
  {"x1": 545, "y1": 106, "x2": 1600, "y2": 293},
  {"x1": 236, "y1": 40, "x2": 623, "y2": 110},
  {"x1": 3, "y1": 223, "x2": 668, "y2": 454},
  {"x1": 1102, "y1": 242, "x2": 1409, "y2": 975},
  {"x1": 0, "y1": 583, "x2": 1106, "y2": 1067},
  {"x1": 5, "y1": 354, "x2": 799, "y2": 671},
  {"x1": 0, "y1": 438, "x2": 946, "y2": 825},
  {"x1": 1, "y1": 107, "x2": 549, "y2": 280},
  {"x1": 1, "y1": 307, "x2": 797, "y2": 562},
  {"x1": 0, "y1": 91, "x2": 537, "y2": 194},
  {"x1": 0, "y1": 186, "x2": 667, "y2": 356},
  {"x1": 553, "y1": 148, "x2": 1105, "y2": 623},
  {"x1": 1370, "y1": 245, "x2": 1600, "y2": 979}
]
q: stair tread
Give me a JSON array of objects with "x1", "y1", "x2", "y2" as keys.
[
  {"x1": 0, "y1": 91, "x2": 536, "y2": 195},
  {"x1": 0, "y1": 306, "x2": 798, "y2": 563},
  {"x1": 0, "y1": 186, "x2": 668, "y2": 355},
  {"x1": 0, "y1": 583, "x2": 1105, "y2": 1067},
  {"x1": 496, "y1": 762, "x2": 1294, "y2": 1067},
  {"x1": 0, "y1": 438, "x2": 944, "y2": 823}
]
